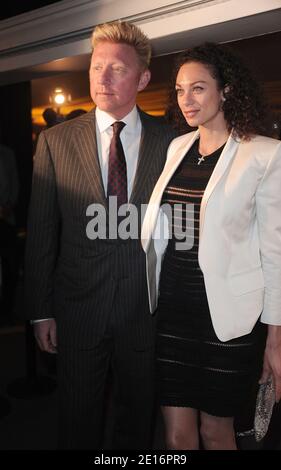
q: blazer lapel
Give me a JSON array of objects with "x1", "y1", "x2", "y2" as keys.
[
  {"x1": 199, "y1": 133, "x2": 239, "y2": 236},
  {"x1": 73, "y1": 109, "x2": 107, "y2": 206},
  {"x1": 141, "y1": 130, "x2": 199, "y2": 251}
]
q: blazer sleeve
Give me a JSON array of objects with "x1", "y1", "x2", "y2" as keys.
[
  {"x1": 24, "y1": 131, "x2": 60, "y2": 320},
  {"x1": 256, "y1": 140, "x2": 281, "y2": 325}
]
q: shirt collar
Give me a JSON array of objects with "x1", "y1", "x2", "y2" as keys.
[{"x1": 96, "y1": 106, "x2": 139, "y2": 134}]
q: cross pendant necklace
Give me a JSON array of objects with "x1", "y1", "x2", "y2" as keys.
[{"x1": 197, "y1": 155, "x2": 205, "y2": 165}]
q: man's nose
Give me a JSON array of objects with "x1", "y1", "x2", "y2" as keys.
[{"x1": 97, "y1": 68, "x2": 111, "y2": 84}]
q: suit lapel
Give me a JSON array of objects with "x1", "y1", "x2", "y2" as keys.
[
  {"x1": 199, "y1": 133, "x2": 239, "y2": 235},
  {"x1": 129, "y1": 111, "x2": 161, "y2": 205},
  {"x1": 73, "y1": 109, "x2": 107, "y2": 206}
]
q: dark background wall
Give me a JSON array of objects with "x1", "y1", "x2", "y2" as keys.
[
  {"x1": 0, "y1": 82, "x2": 33, "y2": 228},
  {"x1": 0, "y1": 0, "x2": 62, "y2": 21}
]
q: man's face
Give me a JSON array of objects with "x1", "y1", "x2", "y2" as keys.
[{"x1": 89, "y1": 41, "x2": 150, "y2": 119}]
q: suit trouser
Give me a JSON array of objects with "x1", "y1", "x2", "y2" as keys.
[{"x1": 57, "y1": 302, "x2": 156, "y2": 450}]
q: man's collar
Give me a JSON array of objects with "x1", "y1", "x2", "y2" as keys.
[{"x1": 96, "y1": 106, "x2": 139, "y2": 133}]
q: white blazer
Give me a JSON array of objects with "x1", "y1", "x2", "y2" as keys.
[{"x1": 141, "y1": 130, "x2": 281, "y2": 342}]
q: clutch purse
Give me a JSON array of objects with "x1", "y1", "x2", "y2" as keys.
[{"x1": 254, "y1": 376, "x2": 275, "y2": 442}]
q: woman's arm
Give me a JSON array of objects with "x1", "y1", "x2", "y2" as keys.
[
  {"x1": 260, "y1": 325, "x2": 281, "y2": 402},
  {"x1": 255, "y1": 139, "x2": 281, "y2": 401}
]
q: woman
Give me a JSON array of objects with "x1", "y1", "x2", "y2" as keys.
[{"x1": 141, "y1": 43, "x2": 281, "y2": 450}]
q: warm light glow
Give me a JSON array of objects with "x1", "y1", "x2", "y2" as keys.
[
  {"x1": 49, "y1": 87, "x2": 70, "y2": 108},
  {"x1": 54, "y1": 93, "x2": 65, "y2": 105}
]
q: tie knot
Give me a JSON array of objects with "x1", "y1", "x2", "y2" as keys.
[{"x1": 112, "y1": 121, "x2": 126, "y2": 136}]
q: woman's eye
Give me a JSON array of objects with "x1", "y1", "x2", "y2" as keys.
[{"x1": 193, "y1": 86, "x2": 203, "y2": 92}]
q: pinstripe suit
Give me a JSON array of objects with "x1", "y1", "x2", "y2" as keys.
[{"x1": 25, "y1": 108, "x2": 176, "y2": 449}]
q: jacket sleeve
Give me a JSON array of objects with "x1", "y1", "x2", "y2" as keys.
[
  {"x1": 256, "y1": 140, "x2": 281, "y2": 325},
  {"x1": 24, "y1": 131, "x2": 60, "y2": 320}
]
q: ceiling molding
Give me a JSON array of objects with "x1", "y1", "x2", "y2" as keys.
[{"x1": 0, "y1": 0, "x2": 281, "y2": 83}]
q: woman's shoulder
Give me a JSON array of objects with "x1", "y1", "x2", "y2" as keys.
[
  {"x1": 168, "y1": 130, "x2": 198, "y2": 150},
  {"x1": 243, "y1": 134, "x2": 281, "y2": 150},
  {"x1": 239, "y1": 135, "x2": 281, "y2": 166}
]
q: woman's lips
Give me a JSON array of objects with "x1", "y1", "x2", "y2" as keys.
[{"x1": 184, "y1": 110, "x2": 199, "y2": 119}]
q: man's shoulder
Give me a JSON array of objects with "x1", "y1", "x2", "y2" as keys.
[
  {"x1": 138, "y1": 110, "x2": 178, "y2": 137},
  {"x1": 43, "y1": 108, "x2": 95, "y2": 138}
]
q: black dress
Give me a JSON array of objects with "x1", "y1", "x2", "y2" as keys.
[{"x1": 157, "y1": 139, "x2": 266, "y2": 418}]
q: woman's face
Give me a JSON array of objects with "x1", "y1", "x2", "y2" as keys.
[{"x1": 176, "y1": 61, "x2": 226, "y2": 130}]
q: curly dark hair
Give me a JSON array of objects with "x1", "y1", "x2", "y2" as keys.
[{"x1": 165, "y1": 42, "x2": 269, "y2": 139}]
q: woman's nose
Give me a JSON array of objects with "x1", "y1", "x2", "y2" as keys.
[{"x1": 182, "y1": 90, "x2": 193, "y2": 105}]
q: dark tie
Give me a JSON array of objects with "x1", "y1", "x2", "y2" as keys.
[{"x1": 107, "y1": 121, "x2": 127, "y2": 209}]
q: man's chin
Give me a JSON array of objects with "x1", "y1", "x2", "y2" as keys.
[{"x1": 95, "y1": 102, "x2": 116, "y2": 112}]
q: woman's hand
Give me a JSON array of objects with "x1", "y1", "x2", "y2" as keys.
[{"x1": 260, "y1": 325, "x2": 281, "y2": 402}]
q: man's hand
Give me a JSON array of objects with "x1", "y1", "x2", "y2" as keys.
[{"x1": 33, "y1": 319, "x2": 57, "y2": 354}]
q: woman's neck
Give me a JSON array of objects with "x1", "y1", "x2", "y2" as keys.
[{"x1": 198, "y1": 125, "x2": 230, "y2": 156}]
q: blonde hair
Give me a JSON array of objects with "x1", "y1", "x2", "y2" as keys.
[{"x1": 91, "y1": 21, "x2": 151, "y2": 70}]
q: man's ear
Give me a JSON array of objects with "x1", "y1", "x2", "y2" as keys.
[{"x1": 138, "y1": 69, "x2": 151, "y2": 92}]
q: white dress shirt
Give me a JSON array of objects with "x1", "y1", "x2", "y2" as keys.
[{"x1": 95, "y1": 106, "x2": 142, "y2": 199}]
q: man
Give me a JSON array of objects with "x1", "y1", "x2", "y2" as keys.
[
  {"x1": 25, "y1": 21, "x2": 176, "y2": 449},
  {"x1": 0, "y1": 128, "x2": 19, "y2": 319},
  {"x1": 42, "y1": 108, "x2": 59, "y2": 129}
]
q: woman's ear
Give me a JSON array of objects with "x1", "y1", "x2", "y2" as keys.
[
  {"x1": 220, "y1": 85, "x2": 230, "y2": 107},
  {"x1": 223, "y1": 84, "x2": 230, "y2": 98}
]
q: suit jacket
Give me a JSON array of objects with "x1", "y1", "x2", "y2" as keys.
[
  {"x1": 25, "y1": 108, "x2": 177, "y2": 348},
  {"x1": 141, "y1": 130, "x2": 281, "y2": 342}
]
